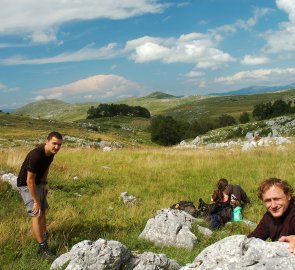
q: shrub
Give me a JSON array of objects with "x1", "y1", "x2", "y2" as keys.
[
  {"x1": 217, "y1": 114, "x2": 236, "y2": 127},
  {"x1": 150, "y1": 115, "x2": 183, "y2": 146},
  {"x1": 239, "y1": 112, "x2": 250, "y2": 124}
]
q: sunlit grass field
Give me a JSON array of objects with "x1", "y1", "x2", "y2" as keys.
[{"x1": 1, "y1": 143, "x2": 295, "y2": 269}]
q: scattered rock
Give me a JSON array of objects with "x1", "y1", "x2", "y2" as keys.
[
  {"x1": 120, "y1": 192, "x2": 137, "y2": 204},
  {"x1": 1, "y1": 173, "x2": 18, "y2": 190},
  {"x1": 51, "y1": 238, "x2": 181, "y2": 270},
  {"x1": 139, "y1": 208, "x2": 198, "y2": 249},
  {"x1": 180, "y1": 235, "x2": 295, "y2": 270}
]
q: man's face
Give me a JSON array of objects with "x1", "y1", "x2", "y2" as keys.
[
  {"x1": 45, "y1": 136, "x2": 62, "y2": 156},
  {"x1": 262, "y1": 185, "x2": 291, "y2": 218}
]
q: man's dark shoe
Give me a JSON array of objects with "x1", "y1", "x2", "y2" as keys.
[{"x1": 38, "y1": 241, "x2": 55, "y2": 261}]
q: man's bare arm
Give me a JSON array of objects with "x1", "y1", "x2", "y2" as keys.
[{"x1": 27, "y1": 171, "x2": 41, "y2": 216}]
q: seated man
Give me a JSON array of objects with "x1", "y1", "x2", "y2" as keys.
[{"x1": 248, "y1": 178, "x2": 295, "y2": 254}]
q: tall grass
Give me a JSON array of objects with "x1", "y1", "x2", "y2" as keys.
[{"x1": 1, "y1": 144, "x2": 294, "y2": 269}]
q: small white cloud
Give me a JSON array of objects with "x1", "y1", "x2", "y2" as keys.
[
  {"x1": 215, "y1": 67, "x2": 295, "y2": 85},
  {"x1": 0, "y1": 83, "x2": 19, "y2": 93},
  {"x1": 241, "y1": 55, "x2": 270, "y2": 65},
  {"x1": 184, "y1": 71, "x2": 205, "y2": 78},
  {"x1": 36, "y1": 74, "x2": 144, "y2": 102},
  {"x1": 0, "y1": 83, "x2": 6, "y2": 90}
]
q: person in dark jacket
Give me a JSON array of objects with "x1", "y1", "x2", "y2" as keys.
[
  {"x1": 217, "y1": 178, "x2": 250, "y2": 206},
  {"x1": 248, "y1": 178, "x2": 295, "y2": 254}
]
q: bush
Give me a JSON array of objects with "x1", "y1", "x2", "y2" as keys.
[
  {"x1": 217, "y1": 114, "x2": 236, "y2": 127},
  {"x1": 150, "y1": 115, "x2": 183, "y2": 146},
  {"x1": 252, "y1": 99, "x2": 293, "y2": 120},
  {"x1": 239, "y1": 112, "x2": 250, "y2": 124}
]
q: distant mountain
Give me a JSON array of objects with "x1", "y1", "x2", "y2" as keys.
[
  {"x1": 209, "y1": 83, "x2": 295, "y2": 96},
  {"x1": 144, "y1": 91, "x2": 177, "y2": 99},
  {"x1": 1, "y1": 108, "x2": 14, "y2": 113}
]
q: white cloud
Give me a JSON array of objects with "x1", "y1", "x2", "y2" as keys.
[
  {"x1": 126, "y1": 33, "x2": 235, "y2": 69},
  {"x1": 0, "y1": 83, "x2": 19, "y2": 93},
  {"x1": 0, "y1": 83, "x2": 6, "y2": 90},
  {"x1": 2, "y1": 32, "x2": 235, "y2": 69},
  {"x1": 184, "y1": 71, "x2": 205, "y2": 78},
  {"x1": 214, "y1": 7, "x2": 271, "y2": 34},
  {"x1": 36, "y1": 74, "x2": 144, "y2": 101},
  {"x1": 241, "y1": 55, "x2": 270, "y2": 65},
  {"x1": 215, "y1": 67, "x2": 295, "y2": 85},
  {"x1": 1, "y1": 43, "x2": 121, "y2": 65},
  {"x1": 264, "y1": 0, "x2": 295, "y2": 53},
  {"x1": 0, "y1": 0, "x2": 168, "y2": 44}
]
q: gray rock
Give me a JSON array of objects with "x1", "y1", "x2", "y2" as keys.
[
  {"x1": 139, "y1": 208, "x2": 198, "y2": 249},
  {"x1": 51, "y1": 239, "x2": 181, "y2": 270},
  {"x1": 120, "y1": 192, "x2": 137, "y2": 204},
  {"x1": 196, "y1": 225, "x2": 213, "y2": 237},
  {"x1": 50, "y1": 239, "x2": 131, "y2": 270},
  {"x1": 1, "y1": 173, "x2": 18, "y2": 190},
  {"x1": 181, "y1": 235, "x2": 295, "y2": 270},
  {"x1": 128, "y1": 251, "x2": 181, "y2": 270}
]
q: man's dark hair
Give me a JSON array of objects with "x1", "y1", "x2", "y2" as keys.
[
  {"x1": 258, "y1": 177, "x2": 293, "y2": 200},
  {"x1": 47, "y1": 131, "x2": 63, "y2": 140}
]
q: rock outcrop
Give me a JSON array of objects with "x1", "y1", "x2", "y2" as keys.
[
  {"x1": 139, "y1": 208, "x2": 198, "y2": 249},
  {"x1": 50, "y1": 238, "x2": 181, "y2": 270},
  {"x1": 181, "y1": 235, "x2": 295, "y2": 270}
]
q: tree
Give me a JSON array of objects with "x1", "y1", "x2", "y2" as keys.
[
  {"x1": 150, "y1": 115, "x2": 183, "y2": 146},
  {"x1": 87, "y1": 103, "x2": 150, "y2": 119},
  {"x1": 217, "y1": 114, "x2": 236, "y2": 127},
  {"x1": 239, "y1": 112, "x2": 250, "y2": 124},
  {"x1": 252, "y1": 102, "x2": 273, "y2": 120}
]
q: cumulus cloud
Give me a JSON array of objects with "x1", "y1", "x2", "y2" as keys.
[
  {"x1": 0, "y1": 0, "x2": 168, "y2": 44},
  {"x1": 241, "y1": 55, "x2": 270, "y2": 65},
  {"x1": 126, "y1": 33, "x2": 235, "y2": 69},
  {"x1": 264, "y1": 0, "x2": 295, "y2": 53},
  {"x1": 2, "y1": 32, "x2": 235, "y2": 69},
  {"x1": 215, "y1": 67, "x2": 295, "y2": 85},
  {"x1": 36, "y1": 74, "x2": 144, "y2": 102}
]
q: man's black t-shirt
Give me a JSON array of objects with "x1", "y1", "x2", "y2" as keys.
[
  {"x1": 248, "y1": 203, "x2": 295, "y2": 241},
  {"x1": 17, "y1": 144, "x2": 54, "y2": 187}
]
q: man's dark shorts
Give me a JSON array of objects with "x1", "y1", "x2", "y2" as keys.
[{"x1": 18, "y1": 184, "x2": 48, "y2": 217}]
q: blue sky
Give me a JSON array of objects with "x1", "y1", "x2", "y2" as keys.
[{"x1": 1, "y1": 0, "x2": 295, "y2": 109}]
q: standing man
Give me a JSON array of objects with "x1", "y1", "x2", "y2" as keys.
[
  {"x1": 17, "y1": 131, "x2": 63, "y2": 259},
  {"x1": 248, "y1": 177, "x2": 295, "y2": 254}
]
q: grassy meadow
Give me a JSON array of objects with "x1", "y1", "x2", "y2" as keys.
[{"x1": 1, "y1": 143, "x2": 295, "y2": 269}]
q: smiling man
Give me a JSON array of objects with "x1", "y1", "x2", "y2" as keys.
[
  {"x1": 248, "y1": 178, "x2": 295, "y2": 254},
  {"x1": 17, "y1": 131, "x2": 63, "y2": 260}
]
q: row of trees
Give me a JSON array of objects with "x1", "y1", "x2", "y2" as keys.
[
  {"x1": 252, "y1": 99, "x2": 293, "y2": 120},
  {"x1": 87, "y1": 104, "x2": 151, "y2": 119},
  {"x1": 151, "y1": 99, "x2": 294, "y2": 146},
  {"x1": 150, "y1": 114, "x2": 243, "y2": 146}
]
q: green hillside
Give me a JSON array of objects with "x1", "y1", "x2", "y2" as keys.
[{"x1": 13, "y1": 89, "x2": 295, "y2": 124}]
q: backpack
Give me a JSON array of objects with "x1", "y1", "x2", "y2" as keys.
[{"x1": 170, "y1": 201, "x2": 197, "y2": 217}]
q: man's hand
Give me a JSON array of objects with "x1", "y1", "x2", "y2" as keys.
[
  {"x1": 279, "y1": 235, "x2": 295, "y2": 254},
  {"x1": 32, "y1": 201, "x2": 41, "y2": 216}
]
